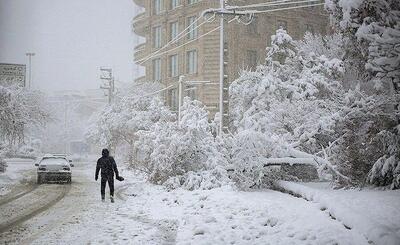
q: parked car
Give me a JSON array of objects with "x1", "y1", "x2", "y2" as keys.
[{"x1": 35, "y1": 157, "x2": 73, "y2": 184}]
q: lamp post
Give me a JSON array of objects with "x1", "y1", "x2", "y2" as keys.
[
  {"x1": 25, "y1": 52, "x2": 35, "y2": 89},
  {"x1": 177, "y1": 76, "x2": 212, "y2": 124}
]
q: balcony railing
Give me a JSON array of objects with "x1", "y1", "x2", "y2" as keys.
[
  {"x1": 131, "y1": 12, "x2": 146, "y2": 36},
  {"x1": 132, "y1": 0, "x2": 145, "y2": 7},
  {"x1": 134, "y1": 43, "x2": 147, "y2": 63}
]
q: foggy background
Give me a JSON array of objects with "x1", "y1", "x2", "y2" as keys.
[{"x1": 0, "y1": 0, "x2": 141, "y2": 92}]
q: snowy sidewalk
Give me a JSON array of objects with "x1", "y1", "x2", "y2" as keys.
[
  {"x1": 111, "y1": 180, "x2": 368, "y2": 244},
  {"x1": 277, "y1": 181, "x2": 400, "y2": 245}
]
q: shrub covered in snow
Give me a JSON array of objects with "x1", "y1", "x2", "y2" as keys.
[
  {"x1": 134, "y1": 98, "x2": 231, "y2": 190},
  {"x1": 0, "y1": 143, "x2": 7, "y2": 173},
  {"x1": 226, "y1": 130, "x2": 282, "y2": 189},
  {"x1": 228, "y1": 29, "x2": 346, "y2": 188},
  {"x1": 328, "y1": 90, "x2": 399, "y2": 187},
  {"x1": 85, "y1": 83, "x2": 174, "y2": 163}
]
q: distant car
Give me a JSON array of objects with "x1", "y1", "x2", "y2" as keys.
[
  {"x1": 35, "y1": 157, "x2": 73, "y2": 184},
  {"x1": 36, "y1": 153, "x2": 74, "y2": 166}
]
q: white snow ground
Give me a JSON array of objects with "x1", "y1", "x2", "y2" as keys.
[
  {"x1": 278, "y1": 181, "x2": 400, "y2": 245},
  {"x1": 31, "y1": 168, "x2": 370, "y2": 245},
  {"x1": 2, "y1": 162, "x2": 399, "y2": 245},
  {"x1": 0, "y1": 158, "x2": 35, "y2": 195}
]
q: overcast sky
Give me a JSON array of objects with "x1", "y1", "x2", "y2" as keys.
[{"x1": 0, "y1": 0, "x2": 139, "y2": 92}]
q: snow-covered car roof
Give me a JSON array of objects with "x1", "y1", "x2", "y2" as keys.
[{"x1": 39, "y1": 158, "x2": 68, "y2": 165}]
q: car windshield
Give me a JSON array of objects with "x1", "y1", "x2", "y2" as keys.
[{"x1": 40, "y1": 158, "x2": 68, "y2": 165}]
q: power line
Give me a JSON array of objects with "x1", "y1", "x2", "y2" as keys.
[
  {"x1": 226, "y1": 0, "x2": 322, "y2": 10},
  {"x1": 136, "y1": 17, "x2": 238, "y2": 64},
  {"x1": 137, "y1": 15, "x2": 207, "y2": 65},
  {"x1": 128, "y1": 2, "x2": 325, "y2": 104},
  {"x1": 137, "y1": 1, "x2": 322, "y2": 65},
  {"x1": 242, "y1": 3, "x2": 324, "y2": 14}
]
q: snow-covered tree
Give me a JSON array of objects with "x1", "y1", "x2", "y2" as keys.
[
  {"x1": 229, "y1": 29, "x2": 350, "y2": 188},
  {"x1": 324, "y1": 0, "x2": 400, "y2": 189},
  {"x1": 327, "y1": 88, "x2": 400, "y2": 188},
  {"x1": 85, "y1": 84, "x2": 174, "y2": 164},
  {"x1": 0, "y1": 85, "x2": 50, "y2": 148},
  {"x1": 134, "y1": 98, "x2": 230, "y2": 190},
  {"x1": 231, "y1": 29, "x2": 343, "y2": 150},
  {"x1": 325, "y1": 0, "x2": 400, "y2": 92}
]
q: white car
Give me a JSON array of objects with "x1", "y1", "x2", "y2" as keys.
[
  {"x1": 35, "y1": 157, "x2": 74, "y2": 184},
  {"x1": 36, "y1": 153, "x2": 74, "y2": 166}
]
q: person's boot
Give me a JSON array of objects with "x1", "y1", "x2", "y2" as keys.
[
  {"x1": 110, "y1": 196, "x2": 114, "y2": 203},
  {"x1": 101, "y1": 195, "x2": 105, "y2": 202}
]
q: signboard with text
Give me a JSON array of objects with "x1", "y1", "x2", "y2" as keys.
[{"x1": 0, "y1": 63, "x2": 26, "y2": 87}]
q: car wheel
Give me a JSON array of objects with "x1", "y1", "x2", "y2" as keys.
[
  {"x1": 67, "y1": 176, "x2": 72, "y2": 184},
  {"x1": 37, "y1": 175, "x2": 42, "y2": 184}
]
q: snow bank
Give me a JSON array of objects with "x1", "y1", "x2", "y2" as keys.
[
  {"x1": 121, "y1": 182, "x2": 366, "y2": 244},
  {"x1": 0, "y1": 158, "x2": 34, "y2": 195},
  {"x1": 277, "y1": 181, "x2": 400, "y2": 245}
]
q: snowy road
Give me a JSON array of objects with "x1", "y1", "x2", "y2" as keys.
[{"x1": 0, "y1": 160, "x2": 380, "y2": 244}]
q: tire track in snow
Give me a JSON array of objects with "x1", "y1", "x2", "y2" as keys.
[
  {"x1": 0, "y1": 184, "x2": 71, "y2": 234},
  {"x1": 0, "y1": 184, "x2": 39, "y2": 207}
]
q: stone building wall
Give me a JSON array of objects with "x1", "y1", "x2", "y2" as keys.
[{"x1": 132, "y1": 0, "x2": 329, "y2": 123}]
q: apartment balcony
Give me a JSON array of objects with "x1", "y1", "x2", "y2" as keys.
[
  {"x1": 132, "y1": 12, "x2": 147, "y2": 36},
  {"x1": 132, "y1": 0, "x2": 145, "y2": 7},
  {"x1": 134, "y1": 43, "x2": 147, "y2": 64},
  {"x1": 135, "y1": 75, "x2": 146, "y2": 83}
]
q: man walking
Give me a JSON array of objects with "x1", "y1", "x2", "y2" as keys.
[{"x1": 95, "y1": 148, "x2": 119, "y2": 203}]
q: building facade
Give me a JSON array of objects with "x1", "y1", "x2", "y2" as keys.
[{"x1": 132, "y1": 0, "x2": 328, "y2": 130}]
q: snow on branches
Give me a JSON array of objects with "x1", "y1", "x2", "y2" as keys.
[
  {"x1": 0, "y1": 85, "x2": 50, "y2": 147},
  {"x1": 85, "y1": 84, "x2": 174, "y2": 164},
  {"x1": 134, "y1": 98, "x2": 230, "y2": 190},
  {"x1": 325, "y1": 0, "x2": 400, "y2": 92},
  {"x1": 228, "y1": 29, "x2": 346, "y2": 188}
]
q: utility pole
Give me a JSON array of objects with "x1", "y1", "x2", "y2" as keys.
[
  {"x1": 25, "y1": 52, "x2": 35, "y2": 89},
  {"x1": 219, "y1": 0, "x2": 225, "y2": 136},
  {"x1": 64, "y1": 100, "x2": 68, "y2": 154},
  {"x1": 203, "y1": 1, "x2": 322, "y2": 135},
  {"x1": 178, "y1": 75, "x2": 184, "y2": 124},
  {"x1": 100, "y1": 67, "x2": 114, "y2": 105}
]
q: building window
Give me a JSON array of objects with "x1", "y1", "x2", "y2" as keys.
[
  {"x1": 305, "y1": 24, "x2": 315, "y2": 34},
  {"x1": 153, "y1": 58, "x2": 161, "y2": 81},
  {"x1": 170, "y1": 21, "x2": 179, "y2": 41},
  {"x1": 153, "y1": 0, "x2": 163, "y2": 15},
  {"x1": 187, "y1": 0, "x2": 198, "y2": 4},
  {"x1": 153, "y1": 26, "x2": 162, "y2": 48},
  {"x1": 277, "y1": 20, "x2": 287, "y2": 30},
  {"x1": 247, "y1": 50, "x2": 258, "y2": 69},
  {"x1": 187, "y1": 50, "x2": 197, "y2": 74},
  {"x1": 170, "y1": 0, "x2": 179, "y2": 9},
  {"x1": 169, "y1": 54, "x2": 179, "y2": 77},
  {"x1": 187, "y1": 16, "x2": 198, "y2": 40}
]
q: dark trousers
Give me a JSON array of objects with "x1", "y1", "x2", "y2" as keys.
[{"x1": 101, "y1": 176, "x2": 114, "y2": 197}]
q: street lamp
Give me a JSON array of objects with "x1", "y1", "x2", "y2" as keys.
[
  {"x1": 177, "y1": 75, "x2": 212, "y2": 124},
  {"x1": 25, "y1": 52, "x2": 35, "y2": 89}
]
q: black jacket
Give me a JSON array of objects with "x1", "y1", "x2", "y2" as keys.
[{"x1": 95, "y1": 156, "x2": 119, "y2": 179}]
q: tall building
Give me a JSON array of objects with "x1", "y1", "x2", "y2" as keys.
[{"x1": 132, "y1": 0, "x2": 328, "y2": 130}]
